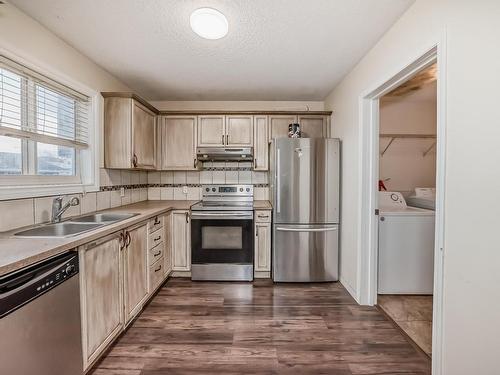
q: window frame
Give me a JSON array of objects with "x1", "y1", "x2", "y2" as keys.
[{"x1": 0, "y1": 50, "x2": 100, "y2": 200}]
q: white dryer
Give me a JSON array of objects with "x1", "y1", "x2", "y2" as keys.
[{"x1": 378, "y1": 192, "x2": 435, "y2": 294}]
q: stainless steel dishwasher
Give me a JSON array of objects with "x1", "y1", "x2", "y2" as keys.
[{"x1": 0, "y1": 250, "x2": 83, "y2": 375}]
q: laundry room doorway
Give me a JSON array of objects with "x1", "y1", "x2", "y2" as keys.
[
  {"x1": 376, "y1": 63, "x2": 437, "y2": 357},
  {"x1": 357, "y1": 44, "x2": 447, "y2": 375}
]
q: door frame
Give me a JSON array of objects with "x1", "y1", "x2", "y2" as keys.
[{"x1": 357, "y1": 41, "x2": 446, "y2": 375}]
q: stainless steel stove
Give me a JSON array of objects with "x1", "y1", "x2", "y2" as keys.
[{"x1": 191, "y1": 185, "x2": 254, "y2": 281}]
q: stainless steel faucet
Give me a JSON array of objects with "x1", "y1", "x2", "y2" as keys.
[{"x1": 51, "y1": 196, "x2": 80, "y2": 223}]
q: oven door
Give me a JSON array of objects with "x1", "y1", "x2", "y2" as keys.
[{"x1": 191, "y1": 211, "x2": 254, "y2": 281}]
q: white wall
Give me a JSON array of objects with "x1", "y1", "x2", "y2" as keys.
[
  {"x1": 0, "y1": 2, "x2": 130, "y2": 168},
  {"x1": 150, "y1": 100, "x2": 324, "y2": 111},
  {"x1": 379, "y1": 82, "x2": 437, "y2": 193},
  {"x1": 324, "y1": 0, "x2": 500, "y2": 373}
]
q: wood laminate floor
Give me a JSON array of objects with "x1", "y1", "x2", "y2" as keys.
[
  {"x1": 377, "y1": 295, "x2": 433, "y2": 356},
  {"x1": 91, "y1": 279, "x2": 431, "y2": 375}
]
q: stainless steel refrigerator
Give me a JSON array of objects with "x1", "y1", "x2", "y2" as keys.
[{"x1": 270, "y1": 138, "x2": 340, "y2": 282}]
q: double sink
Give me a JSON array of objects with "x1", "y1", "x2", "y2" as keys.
[{"x1": 14, "y1": 213, "x2": 138, "y2": 238}]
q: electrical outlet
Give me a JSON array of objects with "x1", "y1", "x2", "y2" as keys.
[
  {"x1": 120, "y1": 187, "x2": 125, "y2": 197},
  {"x1": 182, "y1": 186, "x2": 188, "y2": 194}
]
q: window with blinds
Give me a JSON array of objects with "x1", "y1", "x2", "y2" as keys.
[{"x1": 0, "y1": 55, "x2": 90, "y2": 177}]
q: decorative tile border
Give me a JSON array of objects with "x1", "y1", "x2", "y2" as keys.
[
  {"x1": 100, "y1": 184, "x2": 149, "y2": 191},
  {"x1": 100, "y1": 183, "x2": 269, "y2": 191},
  {"x1": 147, "y1": 183, "x2": 269, "y2": 188},
  {"x1": 148, "y1": 184, "x2": 202, "y2": 188},
  {"x1": 202, "y1": 167, "x2": 253, "y2": 171}
]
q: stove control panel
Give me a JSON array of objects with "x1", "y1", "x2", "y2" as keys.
[{"x1": 202, "y1": 185, "x2": 253, "y2": 197}]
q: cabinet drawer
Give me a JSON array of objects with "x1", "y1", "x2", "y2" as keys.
[
  {"x1": 255, "y1": 210, "x2": 271, "y2": 223},
  {"x1": 149, "y1": 229, "x2": 163, "y2": 249},
  {"x1": 149, "y1": 257, "x2": 164, "y2": 291},
  {"x1": 148, "y1": 243, "x2": 164, "y2": 266},
  {"x1": 149, "y1": 215, "x2": 163, "y2": 234}
]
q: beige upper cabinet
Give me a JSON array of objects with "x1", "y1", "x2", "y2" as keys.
[
  {"x1": 104, "y1": 97, "x2": 156, "y2": 169},
  {"x1": 197, "y1": 115, "x2": 225, "y2": 147},
  {"x1": 172, "y1": 210, "x2": 191, "y2": 271},
  {"x1": 79, "y1": 233, "x2": 123, "y2": 370},
  {"x1": 160, "y1": 116, "x2": 198, "y2": 170},
  {"x1": 298, "y1": 115, "x2": 330, "y2": 138},
  {"x1": 253, "y1": 116, "x2": 269, "y2": 171},
  {"x1": 132, "y1": 102, "x2": 156, "y2": 169},
  {"x1": 123, "y1": 223, "x2": 148, "y2": 323},
  {"x1": 268, "y1": 115, "x2": 298, "y2": 140},
  {"x1": 226, "y1": 115, "x2": 253, "y2": 146},
  {"x1": 197, "y1": 115, "x2": 254, "y2": 148}
]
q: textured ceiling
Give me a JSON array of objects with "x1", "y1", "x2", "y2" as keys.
[{"x1": 10, "y1": 0, "x2": 414, "y2": 101}]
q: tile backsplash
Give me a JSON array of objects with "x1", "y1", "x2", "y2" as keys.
[
  {"x1": 0, "y1": 168, "x2": 149, "y2": 232},
  {"x1": 146, "y1": 162, "x2": 269, "y2": 202},
  {"x1": 0, "y1": 165, "x2": 270, "y2": 232}
]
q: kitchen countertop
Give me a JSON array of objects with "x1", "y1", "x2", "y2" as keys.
[
  {"x1": 253, "y1": 200, "x2": 272, "y2": 210},
  {"x1": 0, "y1": 200, "x2": 272, "y2": 277},
  {"x1": 0, "y1": 200, "x2": 196, "y2": 277}
]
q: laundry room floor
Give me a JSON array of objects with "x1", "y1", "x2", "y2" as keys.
[
  {"x1": 377, "y1": 295, "x2": 433, "y2": 356},
  {"x1": 90, "y1": 279, "x2": 431, "y2": 374}
]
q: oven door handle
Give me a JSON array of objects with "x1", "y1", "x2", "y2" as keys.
[{"x1": 191, "y1": 212, "x2": 253, "y2": 220}]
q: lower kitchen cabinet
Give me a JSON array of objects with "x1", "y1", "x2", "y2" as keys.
[
  {"x1": 172, "y1": 210, "x2": 191, "y2": 272},
  {"x1": 78, "y1": 215, "x2": 176, "y2": 370},
  {"x1": 79, "y1": 233, "x2": 123, "y2": 369},
  {"x1": 164, "y1": 212, "x2": 173, "y2": 276},
  {"x1": 123, "y1": 223, "x2": 149, "y2": 323},
  {"x1": 254, "y1": 211, "x2": 272, "y2": 277}
]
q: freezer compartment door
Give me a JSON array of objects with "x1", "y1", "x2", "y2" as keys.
[{"x1": 273, "y1": 224, "x2": 339, "y2": 282}]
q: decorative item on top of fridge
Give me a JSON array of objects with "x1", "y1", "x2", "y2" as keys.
[{"x1": 288, "y1": 123, "x2": 301, "y2": 138}]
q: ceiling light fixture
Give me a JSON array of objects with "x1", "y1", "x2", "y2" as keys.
[{"x1": 190, "y1": 8, "x2": 228, "y2": 40}]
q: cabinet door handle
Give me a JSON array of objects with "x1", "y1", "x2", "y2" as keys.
[
  {"x1": 118, "y1": 232, "x2": 125, "y2": 249},
  {"x1": 221, "y1": 135, "x2": 224, "y2": 145},
  {"x1": 153, "y1": 216, "x2": 160, "y2": 225},
  {"x1": 185, "y1": 212, "x2": 189, "y2": 223},
  {"x1": 125, "y1": 231, "x2": 131, "y2": 246},
  {"x1": 226, "y1": 134, "x2": 229, "y2": 144},
  {"x1": 132, "y1": 153, "x2": 138, "y2": 168},
  {"x1": 193, "y1": 159, "x2": 197, "y2": 169},
  {"x1": 154, "y1": 264, "x2": 162, "y2": 273},
  {"x1": 258, "y1": 215, "x2": 269, "y2": 219},
  {"x1": 154, "y1": 236, "x2": 161, "y2": 242},
  {"x1": 154, "y1": 250, "x2": 161, "y2": 257}
]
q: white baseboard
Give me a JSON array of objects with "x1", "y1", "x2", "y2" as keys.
[
  {"x1": 340, "y1": 277, "x2": 359, "y2": 304},
  {"x1": 171, "y1": 271, "x2": 191, "y2": 278},
  {"x1": 254, "y1": 271, "x2": 270, "y2": 279}
]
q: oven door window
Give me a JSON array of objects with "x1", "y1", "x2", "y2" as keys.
[
  {"x1": 191, "y1": 218, "x2": 253, "y2": 264},
  {"x1": 202, "y1": 226, "x2": 242, "y2": 249}
]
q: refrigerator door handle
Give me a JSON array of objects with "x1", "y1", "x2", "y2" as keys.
[
  {"x1": 276, "y1": 147, "x2": 281, "y2": 213},
  {"x1": 276, "y1": 226, "x2": 338, "y2": 232}
]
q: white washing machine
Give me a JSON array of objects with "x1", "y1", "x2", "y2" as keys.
[{"x1": 378, "y1": 191, "x2": 435, "y2": 294}]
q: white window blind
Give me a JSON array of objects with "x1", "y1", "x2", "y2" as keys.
[{"x1": 0, "y1": 55, "x2": 90, "y2": 149}]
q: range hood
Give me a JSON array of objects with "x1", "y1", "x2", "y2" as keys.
[{"x1": 196, "y1": 147, "x2": 253, "y2": 161}]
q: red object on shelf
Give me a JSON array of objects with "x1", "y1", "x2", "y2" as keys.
[{"x1": 379, "y1": 180, "x2": 387, "y2": 191}]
